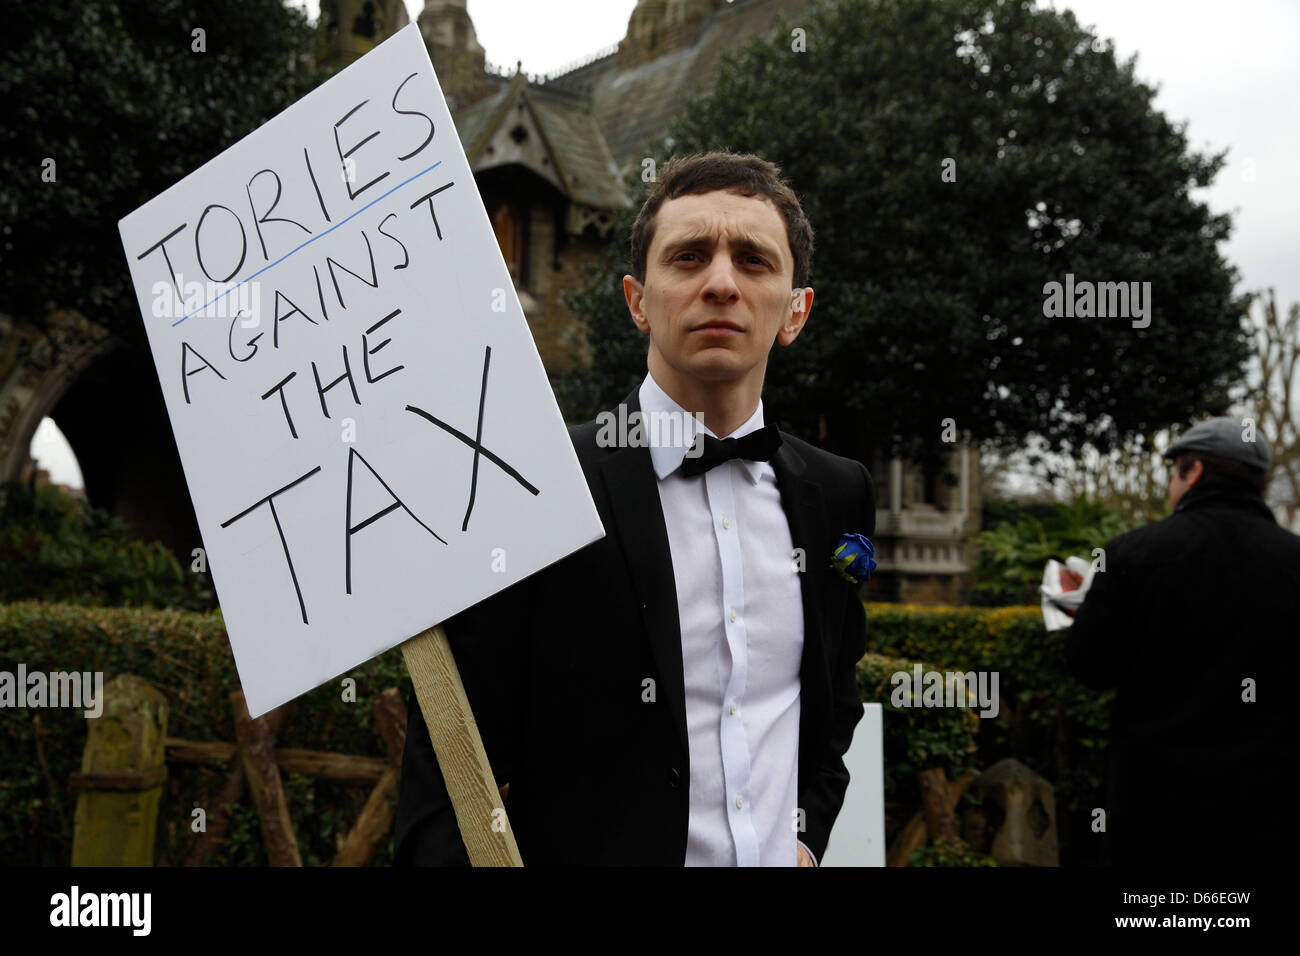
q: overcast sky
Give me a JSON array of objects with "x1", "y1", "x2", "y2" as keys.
[{"x1": 32, "y1": 0, "x2": 1298, "y2": 487}]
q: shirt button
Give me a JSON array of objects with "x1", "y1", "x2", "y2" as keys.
[
  {"x1": 730, "y1": 701, "x2": 738, "y2": 715},
  {"x1": 729, "y1": 608, "x2": 736, "y2": 623},
  {"x1": 722, "y1": 516, "x2": 731, "y2": 530},
  {"x1": 736, "y1": 796, "x2": 745, "y2": 809}
]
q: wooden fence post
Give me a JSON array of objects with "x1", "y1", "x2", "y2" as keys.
[
  {"x1": 918, "y1": 767, "x2": 960, "y2": 843},
  {"x1": 70, "y1": 674, "x2": 168, "y2": 866},
  {"x1": 886, "y1": 769, "x2": 978, "y2": 866},
  {"x1": 332, "y1": 688, "x2": 406, "y2": 866},
  {"x1": 231, "y1": 691, "x2": 301, "y2": 866},
  {"x1": 183, "y1": 702, "x2": 290, "y2": 867}
]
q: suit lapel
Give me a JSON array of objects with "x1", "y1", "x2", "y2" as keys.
[
  {"x1": 770, "y1": 438, "x2": 833, "y2": 793},
  {"x1": 598, "y1": 388, "x2": 690, "y2": 759}
]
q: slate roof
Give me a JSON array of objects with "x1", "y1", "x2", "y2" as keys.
[
  {"x1": 543, "y1": 48, "x2": 621, "y2": 97},
  {"x1": 454, "y1": 82, "x2": 513, "y2": 160},
  {"x1": 528, "y1": 87, "x2": 628, "y2": 209},
  {"x1": 452, "y1": 0, "x2": 815, "y2": 210},
  {"x1": 592, "y1": 0, "x2": 814, "y2": 167},
  {"x1": 454, "y1": 74, "x2": 627, "y2": 210}
]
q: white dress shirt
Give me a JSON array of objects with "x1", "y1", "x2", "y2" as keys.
[{"x1": 638, "y1": 372, "x2": 809, "y2": 866}]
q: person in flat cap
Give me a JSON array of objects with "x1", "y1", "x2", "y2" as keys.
[{"x1": 1066, "y1": 416, "x2": 1300, "y2": 869}]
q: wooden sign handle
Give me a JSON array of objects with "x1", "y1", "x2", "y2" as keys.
[{"x1": 401, "y1": 625, "x2": 523, "y2": 866}]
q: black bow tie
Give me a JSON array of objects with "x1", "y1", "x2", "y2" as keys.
[{"x1": 679, "y1": 424, "x2": 783, "y2": 477}]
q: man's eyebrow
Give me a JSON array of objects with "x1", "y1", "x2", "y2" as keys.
[
  {"x1": 659, "y1": 229, "x2": 783, "y2": 262},
  {"x1": 658, "y1": 231, "x2": 715, "y2": 258}
]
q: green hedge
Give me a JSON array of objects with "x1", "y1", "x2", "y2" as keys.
[
  {"x1": 1, "y1": 601, "x2": 1107, "y2": 865},
  {"x1": 856, "y1": 651, "x2": 980, "y2": 802},
  {"x1": 863, "y1": 602, "x2": 1113, "y2": 866}
]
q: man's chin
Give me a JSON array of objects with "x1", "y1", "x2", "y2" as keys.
[{"x1": 680, "y1": 351, "x2": 755, "y2": 382}]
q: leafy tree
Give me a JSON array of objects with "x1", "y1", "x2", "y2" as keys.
[
  {"x1": 0, "y1": 480, "x2": 214, "y2": 609},
  {"x1": 0, "y1": 0, "x2": 327, "y2": 346},
  {"x1": 565, "y1": 0, "x2": 1249, "y2": 468},
  {"x1": 970, "y1": 495, "x2": 1133, "y2": 605},
  {"x1": 1053, "y1": 434, "x2": 1170, "y2": 524},
  {"x1": 554, "y1": 198, "x2": 642, "y2": 419}
]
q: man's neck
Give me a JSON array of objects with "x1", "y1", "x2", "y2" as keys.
[{"x1": 647, "y1": 357, "x2": 763, "y2": 438}]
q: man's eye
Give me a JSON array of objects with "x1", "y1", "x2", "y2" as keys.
[
  {"x1": 743, "y1": 255, "x2": 767, "y2": 267},
  {"x1": 675, "y1": 252, "x2": 700, "y2": 262}
]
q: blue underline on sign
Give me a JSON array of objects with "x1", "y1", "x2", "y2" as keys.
[{"x1": 172, "y1": 159, "x2": 444, "y2": 327}]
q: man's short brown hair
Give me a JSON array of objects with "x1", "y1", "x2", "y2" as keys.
[{"x1": 629, "y1": 151, "x2": 815, "y2": 289}]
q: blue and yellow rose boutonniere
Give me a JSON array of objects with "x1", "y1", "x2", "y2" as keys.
[{"x1": 831, "y1": 533, "x2": 876, "y2": 584}]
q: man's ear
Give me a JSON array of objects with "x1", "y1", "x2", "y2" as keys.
[
  {"x1": 1186, "y1": 458, "x2": 1205, "y2": 487},
  {"x1": 777, "y1": 287, "x2": 814, "y2": 347},
  {"x1": 623, "y1": 275, "x2": 650, "y2": 334}
]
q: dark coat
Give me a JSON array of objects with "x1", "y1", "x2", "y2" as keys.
[
  {"x1": 1066, "y1": 480, "x2": 1299, "y2": 867},
  {"x1": 395, "y1": 388, "x2": 876, "y2": 865}
]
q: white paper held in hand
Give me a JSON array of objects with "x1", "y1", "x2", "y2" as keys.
[{"x1": 1040, "y1": 556, "x2": 1096, "y2": 631}]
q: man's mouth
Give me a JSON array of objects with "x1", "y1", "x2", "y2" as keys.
[{"x1": 693, "y1": 320, "x2": 744, "y2": 335}]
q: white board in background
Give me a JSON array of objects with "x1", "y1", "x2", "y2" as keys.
[
  {"x1": 822, "y1": 702, "x2": 886, "y2": 866},
  {"x1": 117, "y1": 24, "x2": 604, "y2": 718}
]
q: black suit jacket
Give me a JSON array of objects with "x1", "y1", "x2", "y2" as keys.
[{"x1": 396, "y1": 388, "x2": 876, "y2": 865}]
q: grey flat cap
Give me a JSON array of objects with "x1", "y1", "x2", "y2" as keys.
[{"x1": 1163, "y1": 416, "x2": 1272, "y2": 470}]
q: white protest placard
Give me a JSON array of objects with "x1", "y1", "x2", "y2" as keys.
[{"x1": 118, "y1": 24, "x2": 604, "y2": 718}]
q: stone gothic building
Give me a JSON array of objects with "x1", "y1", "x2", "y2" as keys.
[{"x1": 0, "y1": 0, "x2": 980, "y2": 602}]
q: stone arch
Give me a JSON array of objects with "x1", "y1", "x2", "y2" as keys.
[
  {"x1": 0, "y1": 311, "x2": 113, "y2": 484},
  {"x1": 0, "y1": 312, "x2": 201, "y2": 558}
]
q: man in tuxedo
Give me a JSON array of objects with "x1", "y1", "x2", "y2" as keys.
[{"x1": 396, "y1": 151, "x2": 876, "y2": 866}]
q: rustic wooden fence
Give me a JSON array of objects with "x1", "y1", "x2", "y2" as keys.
[
  {"x1": 70, "y1": 673, "x2": 408, "y2": 866},
  {"x1": 70, "y1": 675, "x2": 1058, "y2": 866}
]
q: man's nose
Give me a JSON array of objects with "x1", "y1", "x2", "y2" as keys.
[{"x1": 700, "y1": 258, "x2": 741, "y2": 303}]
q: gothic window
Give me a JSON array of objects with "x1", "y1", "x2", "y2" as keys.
[
  {"x1": 915, "y1": 462, "x2": 948, "y2": 509},
  {"x1": 490, "y1": 198, "x2": 529, "y2": 288}
]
